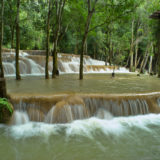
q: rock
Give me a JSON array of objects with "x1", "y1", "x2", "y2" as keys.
[{"x1": 0, "y1": 98, "x2": 13, "y2": 123}]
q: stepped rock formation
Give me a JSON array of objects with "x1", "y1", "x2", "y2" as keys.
[
  {"x1": 2, "y1": 49, "x2": 129, "y2": 75},
  {"x1": 10, "y1": 93, "x2": 160, "y2": 124}
]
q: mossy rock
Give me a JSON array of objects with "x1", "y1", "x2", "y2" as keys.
[{"x1": 0, "y1": 98, "x2": 13, "y2": 123}]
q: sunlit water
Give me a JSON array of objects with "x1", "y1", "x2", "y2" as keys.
[
  {"x1": 0, "y1": 114, "x2": 160, "y2": 160},
  {"x1": 6, "y1": 74, "x2": 160, "y2": 96}
]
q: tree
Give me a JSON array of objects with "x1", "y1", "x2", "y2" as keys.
[
  {"x1": 45, "y1": 0, "x2": 52, "y2": 79},
  {"x1": 0, "y1": 0, "x2": 4, "y2": 78},
  {"x1": 15, "y1": 0, "x2": 21, "y2": 80},
  {"x1": 0, "y1": 0, "x2": 7, "y2": 98},
  {"x1": 79, "y1": 0, "x2": 98, "y2": 80},
  {"x1": 52, "y1": 0, "x2": 66, "y2": 78}
]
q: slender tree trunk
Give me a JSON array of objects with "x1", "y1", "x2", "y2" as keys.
[
  {"x1": 0, "y1": 0, "x2": 4, "y2": 78},
  {"x1": 0, "y1": 0, "x2": 7, "y2": 98},
  {"x1": 80, "y1": 13, "x2": 92, "y2": 80},
  {"x1": 142, "y1": 47, "x2": 150, "y2": 73},
  {"x1": 139, "y1": 45, "x2": 149, "y2": 73},
  {"x1": 130, "y1": 20, "x2": 134, "y2": 72},
  {"x1": 158, "y1": 44, "x2": 160, "y2": 77},
  {"x1": 52, "y1": 0, "x2": 66, "y2": 78},
  {"x1": 15, "y1": 0, "x2": 21, "y2": 80},
  {"x1": 139, "y1": 59, "x2": 144, "y2": 73},
  {"x1": 85, "y1": 39, "x2": 88, "y2": 55},
  {"x1": 79, "y1": 0, "x2": 98, "y2": 80},
  {"x1": 134, "y1": 42, "x2": 138, "y2": 69},
  {"x1": 148, "y1": 55, "x2": 153, "y2": 74},
  {"x1": 148, "y1": 44, "x2": 153, "y2": 74},
  {"x1": 135, "y1": 56, "x2": 141, "y2": 69},
  {"x1": 45, "y1": 0, "x2": 51, "y2": 79}
]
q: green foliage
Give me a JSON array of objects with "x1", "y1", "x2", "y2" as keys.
[
  {"x1": 0, "y1": 98, "x2": 13, "y2": 123},
  {"x1": 1, "y1": 0, "x2": 160, "y2": 72},
  {"x1": 0, "y1": 98, "x2": 13, "y2": 114}
]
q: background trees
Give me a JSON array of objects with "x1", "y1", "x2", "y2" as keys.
[{"x1": 1, "y1": 0, "x2": 160, "y2": 77}]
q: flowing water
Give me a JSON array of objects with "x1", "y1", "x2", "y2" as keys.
[
  {"x1": 2, "y1": 50, "x2": 160, "y2": 159},
  {"x1": 1, "y1": 114, "x2": 160, "y2": 160},
  {"x1": 2, "y1": 51, "x2": 129, "y2": 76}
]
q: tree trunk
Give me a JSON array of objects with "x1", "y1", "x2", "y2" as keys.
[
  {"x1": 139, "y1": 45, "x2": 149, "y2": 74},
  {"x1": 79, "y1": 13, "x2": 92, "y2": 80},
  {"x1": 0, "y1": 0, "x2": 4, "y2": 78},
  {"x1": 0, "y1": 0, "x2": 7, "y2": 98},
  {"x1": 142, "y1": 47, "x2": 149, "y2": 73},
  {"x1": 79, "y1": 0, "x2": 98, "y2": 80},
  {"x1": 139, "y1": 59, "x2": 144, "y2": 74},
  {"x1": 130, "y1": 20, "x2": 134, "y2": 72},
  {"x1": 15, "y1": 0, "x2": 21, "y2": 80},
  {"x1": 158, "y1": 44, "x2": 160, "y2": 77},
  {"x1": 85, "y1": 39, "x2": 88, "y2": 55},
  {"x1": 45, "y1": 0, "x2": 51, "y2": 79},
  {"x1": 148, "y1": 55, "x2": 153, "y2": 74},
  {"x1": 134, "y1": 42, "x2": 138, "y2": 69},
  {"x1": 52, "y1": 0, "x2": 66, "y2": 78}
]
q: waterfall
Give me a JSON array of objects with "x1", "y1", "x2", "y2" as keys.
[
  {"x1": 95, "y1": 108, "x2": 113, "y2": 119},
  {"x1": 10, "y1": 93, "x2": 160, "y2": 124},
  {"x1": 10, "y1": 111, "x2": 30, "y2": 125},
  {"x1": 2, "y1": 51, "x2": 129, "y2": 76}
]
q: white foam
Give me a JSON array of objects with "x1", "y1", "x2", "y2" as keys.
[
  {"x1": 11, "y1": 111, "x2": 30, "y2": 125},
  {"x1": 5, "y1": 114, "x2": 160, "y2": 139}
]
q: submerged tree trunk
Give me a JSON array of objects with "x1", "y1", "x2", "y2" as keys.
[
  {"x1": 79, "y1": 0, "x2": 98, "y2": 80},
  {"x1": 52, "y1": 0, "x2": 66, "y2": 78},
  {"x1": 45, "y1": 0, "x2": 51, "y2": 79},
  {"x1": 15, "y1": 0, "x2": 21, "y2": 80}
]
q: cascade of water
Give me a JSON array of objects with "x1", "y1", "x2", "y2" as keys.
[
  {"x1": 95, "y1": 108, "x2": 113, "y2": 119},
  {"x1": 84, "y1": 98, "x2": 150, "y2": 117},
  {"x1": 45, "y1": 104, "x2": 88, "y2": 123},
  {"x1": 45, "y1": 106, "x2": 55, "y2": 124},
  {"x1": 2, "y1": 51, "x2": 129, "y2": 76},
  {"x1": 10, "y1": 111, "x2": 30, "y2": 125},
  {"x1": 3, "y1": 62, "x2": 15, "y2": 75},
  {"x1": 11, "y1": 95, "x2": 156, "y2": 124}
]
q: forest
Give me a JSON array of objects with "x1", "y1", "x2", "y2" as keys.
[{"x1": 0, "y1": 0, "x2": 160, "y2": 80}]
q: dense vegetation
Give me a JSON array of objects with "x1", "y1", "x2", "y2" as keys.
[{"x1": 0, "y1": 0, "x2": 160, "y2": 79}]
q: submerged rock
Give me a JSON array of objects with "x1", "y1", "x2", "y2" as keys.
[{"x1": 0, "y1": 98, "x2": 13, "y2": 123}]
